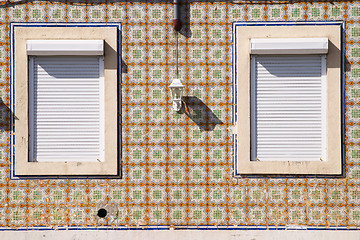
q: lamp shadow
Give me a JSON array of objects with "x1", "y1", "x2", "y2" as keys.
[{"x1": 182, "y1": 96, "x2": 223, "y2": 131}]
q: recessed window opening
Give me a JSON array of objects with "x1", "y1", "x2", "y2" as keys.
[
  {"x1": 232, "y1": 23, "x2": 342, "y2": 175},
  {"x1": 13, "y1": 25, "x2": 119, "y2": 175}
]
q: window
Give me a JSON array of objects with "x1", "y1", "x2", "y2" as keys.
[
  {"x1": 12, "y1": 24, "x2": 119, "y2": 175},
  {"x1": 251, "y1": 39, "x2": 328, "y2": 162},
  {"x1": 233, "y1": 23, "x2": 342, "y2": 175},
  {"x1": 29, "y1": 51, "x2": 104, "y2": 163}
]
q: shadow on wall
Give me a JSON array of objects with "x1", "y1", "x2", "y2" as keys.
[
  {"x1": 0, "y1": 98, "x2": 15, "y2": 132},
  {"x1": 182, "y1": 96, "x2": 223, "y2": 131},
  {"x1": 1, "y1": 0, "x2": 355, "y2": 6},
  {"x1": 177, "y1": 1, "x2": 192, "y2": 38}
]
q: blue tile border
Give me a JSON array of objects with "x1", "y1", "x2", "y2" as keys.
[
  {"x1": 232, "y1": 21, "x2": 346, "y2": 177},
  {"x1": 9, "y1": 22, "x2": 122, "y2": 180},
  {"x1": 0, "y1": 224, "x2": 358, "y2": 231}
]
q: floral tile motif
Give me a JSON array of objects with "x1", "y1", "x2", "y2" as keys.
[
  {"x1": 9, "y1": 5, "x2": 26, "y2": 21},
  {"x1": 128, "y1": 5, "x2": 147, "y2": 24},
  {"x1": 48, "y1": 5, "x2": 66, "y2": 22},
  {"x1": 286, "y1": 3, "x2": 306, "y2": 21},
  {"x1": 327, "y1": 3, "x2": 345, "y2": 21},
  {"x1": 148, "y1": 206, "x2": 167, "y2": 225},
  {"x1": 207, "y1": 4, "x2": 227, "y2": 23},
  {"x1": 190, "y1": 4, "x2": 206, "y2": 23},
  {"x1": 107, "y1": 3, "x2": 125, "y2": 22},
  {"x1": 348, "y1": 2, "x2": 360, "y2": 22},
  {"x1": 306, "y1": 3, "x2": 326, "y2": 21},
  {"x1": 149, "y1": 166, "x2": 167, "y2": 183},
  {"x1": 27, "y1": 7, "x2": 46, "y2": 22},
  {"x1": 246, "y1": 5, "x2": 263, "y2": 21},
  {"x1": 67, "y1": 6, "x2": 87, "y2": 22},
  {"x1": 267, "y1": 5, "x2": 286, "y2": 21},
  {"x1": 88, "y1": 5, "x2": 106, "y2": 22}
]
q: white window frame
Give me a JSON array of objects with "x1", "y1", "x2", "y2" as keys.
[
  {"x1": 233, "y1": 23, "x2": 343, "y2": 175},
  {"x1": 13, "y1": 25, "x2": 119, "y2": 176}
]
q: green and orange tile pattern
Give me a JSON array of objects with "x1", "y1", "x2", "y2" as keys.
[{"x1": 0, "y1": 0, "x2": 358, "y2": 229}]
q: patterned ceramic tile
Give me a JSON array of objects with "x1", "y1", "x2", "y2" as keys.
[
  {"x1": 10, "y1": 5, "x2": 26, "y2": 21},
  {"x1": 27, "y1": 6, "x2": 46, "y2": 22},
  {"x1": 267, "y1": 5, "x2": 286, "y2": 21},
  {"x1": 327, "y1": 3, "x2": 345, "y2": 21},
  {"x1": 169, "y1": 207, "x2": 186, "y2": 225},
  {"x1": 306, "y1": 3, "x2": 326, "y2": 21},
  {"x1": 48, "y1": 5, "x2": 66, "y2": 22},
  {"x1": 208, "y1": 4, "x2": 227, "y2": 22},
  {"x1": 108, "y1": 4, "x2": 124, "y2": 22},
  {"x1": 88, "y1": 5, "x2": 106, "y2": 22},
  {"x1": 190, "y1": 4, "x2": 206, "y2": 23},
  {"x1": 67, "y1": 5, "x2": 87, "y2": 22},
  {"x1": 149, "y1": 166, "x2": 167, "y2": 183},
  {"x1": 128, "y1": 5, "x2": 147, "y2": 24},
  {"x1": 348, "y1": 2, "x2": 360, "y2": 22},
  {"x1": 247, "y1": 5, "x2": 265, "y2": 21},
  {"x1": 148, "y1": 206, "x2": 167, "y2": 225},
  {"x1": 286, "y1": 3, "x2": 306, "y2": 21}
]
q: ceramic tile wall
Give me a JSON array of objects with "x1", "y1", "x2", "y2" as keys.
[{"x1": 0, "y1": 0, "x2": 359, "y2": 229}]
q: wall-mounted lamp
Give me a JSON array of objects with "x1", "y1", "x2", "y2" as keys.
[{"x1": 169, "y1": 79, "x2": 184, "y2": 112}]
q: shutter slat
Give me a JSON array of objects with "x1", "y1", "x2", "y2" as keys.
[
  {"x1": 252, "y1": 55, "x2": 325, "y2": 161},
  {"x1": 30, "y1": 56, "x2": 104, "y2": 163}
]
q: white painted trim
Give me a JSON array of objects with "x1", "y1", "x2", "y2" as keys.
[
  {"x1": 250, "y1": 38, "x2": 328, "y2": 55},
  {"x1": 1, "y1": 230, "x2": 360, "y2": 240},
  {"x1": 250, "y1": 55, "x2": 256, "y2": 161},
  {"x1": 26, "y1": 40, "x2": 104, "y2": 56},
  {"x1": 99, "y1": 56, "x2": 105, "y2": 163},
  {"x1": 28, "y1": 56, "x2": 35, "y2": 162},
  {"x1": 321, "y1": 54, "x2": 327, "y2": 162}
]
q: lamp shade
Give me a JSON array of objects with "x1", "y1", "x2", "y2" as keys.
[{"x1": 169, "y1": 79, "x2": 184, "y2": 100}]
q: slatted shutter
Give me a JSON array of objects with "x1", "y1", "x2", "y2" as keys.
[
  {"x1": 251, "y1": 55, "x2": 326, "y2": 161},
  {"x1": 29, "y1": 56, "x2": 105, "y2": 162}
]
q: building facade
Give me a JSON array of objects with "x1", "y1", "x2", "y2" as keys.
[{"x1": 0, "y1": 0, "x2": 359, "y2": 231}]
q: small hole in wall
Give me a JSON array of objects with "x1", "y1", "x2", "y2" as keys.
[{"x1": 97, "y1": 208, "x2": 107, "y2": 218}]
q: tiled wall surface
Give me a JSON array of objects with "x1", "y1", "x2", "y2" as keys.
[{"x1": 0, "y1": 0, "x2": 359, "y2": 229}]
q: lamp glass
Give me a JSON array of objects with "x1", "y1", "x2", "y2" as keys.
[{"x1": 171, "y1": 87, "x2": 183, "y2": 100}]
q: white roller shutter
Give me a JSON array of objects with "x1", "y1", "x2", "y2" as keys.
[
  {"x1": 29, "y1": 56, "x2": 105, "y2": 162},
  {"x1": 251, "y1": 55, "x2": 326, "y2": 161}
]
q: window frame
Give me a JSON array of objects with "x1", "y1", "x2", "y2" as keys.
[
  {"x1": 233, "y1": 22, "x2": 343, "y2": 175},
  {"x1": 12, "y1": 24, "x2": 120, "y2": 176}
]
